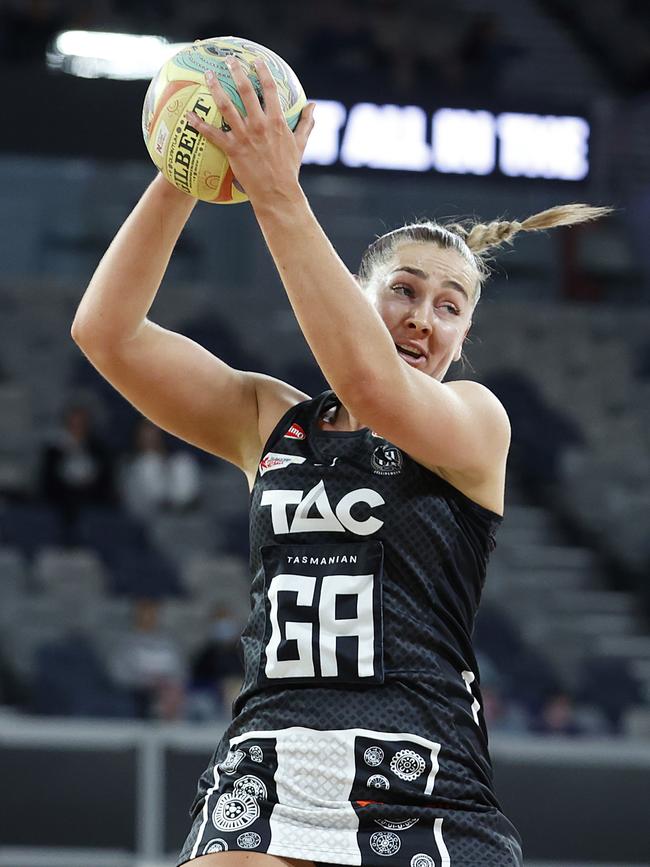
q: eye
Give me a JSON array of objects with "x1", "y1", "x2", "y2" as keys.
[
  {"x1": 440, "y1": 303, "x2": 460, "y2": 315},
  {"x1": 391, "y1": 283, "x2": 414, "y2": 297}
]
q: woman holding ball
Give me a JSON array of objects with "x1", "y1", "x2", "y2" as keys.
[{"x1": 72, "y1": 53, "x2": 608, "y2": 867}]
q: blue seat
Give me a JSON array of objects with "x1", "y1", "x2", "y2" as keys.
[
  {"x1": 30, "y1": 633, "x2": 136, "y2": 717},
  {"x1": 0, "y1": 502, "x2": 64, "y2": 556},
  {"x1": 221, "y1": 513, "x2": 250, "y2": 559},
  {"x1": 75, "y1": 504, "x2": 147, "y2": 566},
  {"x1": 110, "y1": 547, "x2": 181, "y2": 598},
  {"x1": 577, "y1": 655, "x2": 643, "y2": 732}
]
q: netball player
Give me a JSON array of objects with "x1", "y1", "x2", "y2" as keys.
[{"x1": 71, "y1": 56, "x2": 609, "y2": 867}]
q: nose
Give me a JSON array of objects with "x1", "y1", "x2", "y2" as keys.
[{"x1": 405, "y1": 310, "x2": 432, "y2": 336}]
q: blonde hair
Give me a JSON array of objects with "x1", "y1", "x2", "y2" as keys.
[{"x1": 358, "y1": 203, "x2": 612, "y2": 305}]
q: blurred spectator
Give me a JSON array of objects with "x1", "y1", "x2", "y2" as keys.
[
  {"x1": 529, "y1": 690, "x2": 585, "y2": 737},
  {"x1": 38, "y1": 403, "x2": 116, "y2": 534},
  {"x1": 117, "y1": 418, "x2": 201, "y2": 522},
  {"x1": 481, "y1": 684, "x2": 530, "y2": 735},
  {"x1": 108, "y1": 598, "x2": 186, "y2": 720},
  {"x1": 476, "y1": 652, "x2": 529, "y2": 735},
  {"x1": 189, "y1": 603, "x2": 243, "y2": 719}
]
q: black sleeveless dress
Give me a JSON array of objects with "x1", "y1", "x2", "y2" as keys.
[{"x1": 177, "y1": 390, "x2": 523, "y2": 867}]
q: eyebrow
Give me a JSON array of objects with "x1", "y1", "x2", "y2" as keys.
[{"x1": 389, "y1": 266, "x2": 470, "y2": 301}]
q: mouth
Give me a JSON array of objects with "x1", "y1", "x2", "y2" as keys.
[{"x1": 395, "y1": 343, "x2": 428, "y2": 367}]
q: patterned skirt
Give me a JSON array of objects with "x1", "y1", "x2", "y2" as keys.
[{"x1": 177, "y1": 726, "x2": 523, "y2": 867}]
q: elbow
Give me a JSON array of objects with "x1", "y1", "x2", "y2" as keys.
[
  {"x1": 70, "y1": 319, "x2": 95, "y2": 352},
  {"x1": 70, "y1": 321, "x2": 107, "y2": 358},
  {"x1": 70, "y1": 320, "x2": 83, "y2": 345}
]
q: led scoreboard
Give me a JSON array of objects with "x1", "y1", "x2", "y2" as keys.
[{"x1": 303, "y1": 100, "x2": 590, "y2": 181}]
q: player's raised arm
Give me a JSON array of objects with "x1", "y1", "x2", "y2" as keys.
[
  {"x1": 70, "y1": 173, "x2": 305, "y2": 481},
  {"x1": 72, "y1": 173, "x2": 196, "y2": 348},
  {"x1": 189, "y1": 57, "x2": 610, "y2": 487}
]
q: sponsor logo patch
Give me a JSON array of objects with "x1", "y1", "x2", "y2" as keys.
[
  {"x1": 259, "y1": 452, "x2": 307, "y2": 476},
  {"x1": 284, "y1": 423, "x2": 306, "y2": 440},
  {"x1": 371, "y1": 444, "x2": 403, "y2": 475},
  {"x1": 260, "y1": 481, "x2": 384, "y2": 535}
]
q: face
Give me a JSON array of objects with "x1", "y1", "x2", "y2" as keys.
[{"x1": 367, "y1": 241, "x2": 478, "y2": 380}]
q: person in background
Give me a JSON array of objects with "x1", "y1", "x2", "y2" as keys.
[
  {"x1": 190, "y1": 603, "x2": 244, "y2": 718},
  {"x1": 118, "y1": 416, "x2": 201, "y2": 522},
  {"x1": 39, "y1": 403, "x2": 116, "y2": 532},
  {"x1": 108, "y1": 597, "x2": 186, "y2": 720},
  {"x1": 530, "y1": 690, "x2": 585, "y2": 737}
]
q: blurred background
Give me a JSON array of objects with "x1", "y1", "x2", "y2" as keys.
[{"x1": 0, "y1": 1, "x2": 649, "y2": 865}]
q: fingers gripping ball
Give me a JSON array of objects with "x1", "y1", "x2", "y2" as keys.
[{"x1": 142, "y1": 36, "x2": 306, "y2": 203}]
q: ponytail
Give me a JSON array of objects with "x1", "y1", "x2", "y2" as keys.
[{"x1": 358, "y1": 204, "x2": 613, "y2": 304}]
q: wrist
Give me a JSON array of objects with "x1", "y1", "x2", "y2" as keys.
[
  {"x1": 250, "y1": 182, "x2": 309, "y2": 222},
  {"x1": 149, "y1": 172, "x2": 199, "y2": 218},
  {"x1": 152, "y1": 171, "x2": 197, "y2": 202}
]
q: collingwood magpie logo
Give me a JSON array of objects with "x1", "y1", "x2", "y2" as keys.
[{"x1": 371, "y1": 443, "x2": 403, "y2": 475}]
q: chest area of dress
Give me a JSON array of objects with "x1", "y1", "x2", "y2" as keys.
[{"x1": 252, "y1": 434, "x2": 453, "y2": 540}]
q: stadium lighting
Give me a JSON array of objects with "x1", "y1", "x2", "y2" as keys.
[
  {"x1": 46, "y1": 35, "x2": 590, "y2": 181},
  {"x1": 47, "y1": 30, "x2": 190, "y2": 80}
]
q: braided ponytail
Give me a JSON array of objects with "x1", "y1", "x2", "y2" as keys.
[
  {"x1": 358, "y1": 203, "x2": 612, "y2": 305},
  {"x1": 453, "y1": 204, "x2": 612, "y2": 255}
]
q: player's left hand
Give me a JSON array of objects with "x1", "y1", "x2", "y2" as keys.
[{"x1": 186, "y1": 57, "x2": 315, "y2": 207}]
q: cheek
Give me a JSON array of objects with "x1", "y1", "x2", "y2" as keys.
[
  {"x1": 373, "y1": 296, "x2": 400, "y2": 329},
  {"x1": 435, "y1": 320, "x2": 468, "y2": 360},
  {"x1": 435, "y1": 317, "x2": 461, "y2": 343}
]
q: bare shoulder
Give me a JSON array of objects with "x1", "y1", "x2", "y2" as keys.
[
  {"x1": 445, "y1": 379, "x2": 511, "y2": 442},
  {"x1": 432, "y1": 380, "x2": 510, "y2": 515},
  {"x1": 242, "y1": 373, "x2": 309, "y2": 487}
]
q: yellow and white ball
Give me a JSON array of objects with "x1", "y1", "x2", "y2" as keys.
[{"x1": 142, "y1": 36, "x2": 306, "y2": 203}]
